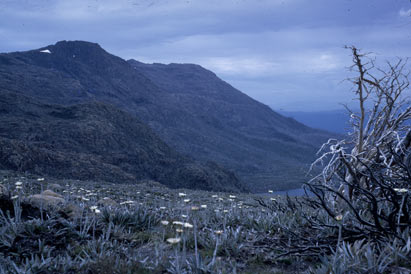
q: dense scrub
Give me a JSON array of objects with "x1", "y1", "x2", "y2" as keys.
[{"x1": 0, "y1": 91, "x2": 243, "y2": 193}]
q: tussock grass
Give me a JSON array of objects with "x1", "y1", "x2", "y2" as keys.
[{"x1": 0, "y1": 172, "x2": 409, "y2": 273}]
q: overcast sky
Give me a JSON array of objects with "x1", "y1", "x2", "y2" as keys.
[{"x1": 1, "y1": 0, "x2": 410, "y2": 111}]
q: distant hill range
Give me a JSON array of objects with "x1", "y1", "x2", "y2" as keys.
[
  {"x1": 0, "y1": 40, "x2": 333, "y2": 192},
  {"x1": 277, "y1": 110, "x2": 351, "y2": 134}
]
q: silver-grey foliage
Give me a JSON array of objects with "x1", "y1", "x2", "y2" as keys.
[{"x1": 306, "y1": 46, "x2": 411, "y2": 271}]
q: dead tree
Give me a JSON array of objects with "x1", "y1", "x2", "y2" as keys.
[{"x1": 306, "y1": 46, "x2": 411, "y2": 242}]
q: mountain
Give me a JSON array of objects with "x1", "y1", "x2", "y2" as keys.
[
  {"x1": 0, "y1": 91, "x2": 243, "y2": 192},
  {"x1": 277, "y1": 109, "x2": 351, "y2": 134},
  {"x1": 127, "y1": 60, "x2": 334, "y2": 190},
  {"x1": 0, "y1": 40, "x2": 333, "y2": 191}
]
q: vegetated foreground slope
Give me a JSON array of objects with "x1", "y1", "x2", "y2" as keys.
[
  {"x1": 0, "y1": 91, "x2": 243, "y2": 192},
  {"x1": 0, "y1": 40, "x2": 332, "y2": 191}
]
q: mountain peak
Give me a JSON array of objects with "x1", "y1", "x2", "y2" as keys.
[
  {"x1": 52, "y1": 40, "x2": 103, "y2": 51},
  {"x1": 26, "y1": 40, "x2": 105, "y2": 57},
  {"x1": 37, "y1": 40, "x2": 107, "y2": 58}
]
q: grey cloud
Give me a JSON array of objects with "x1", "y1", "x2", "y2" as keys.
[{"x1": 0, "y1": 0, "x2": 410, "y2": 110}]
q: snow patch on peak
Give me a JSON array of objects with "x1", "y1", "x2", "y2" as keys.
[{"x1": 40, "y1": 49, "x2": 51, "y2": 54}]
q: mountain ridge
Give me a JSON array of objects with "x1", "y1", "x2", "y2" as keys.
[
  {"x1": 0, "y1": 40, "x2": 333, "y2": 191},
  {"x1": 127, "y1": 58, "x2": 333, "y2": 190}
]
